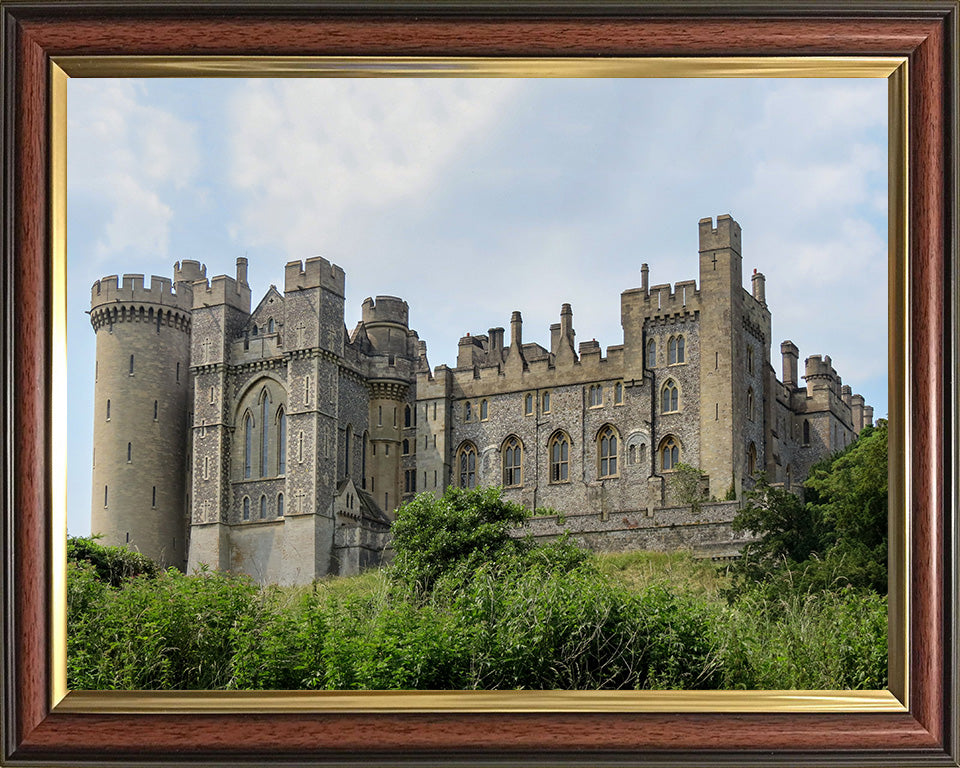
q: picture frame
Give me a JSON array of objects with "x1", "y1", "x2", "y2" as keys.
[{"x1": 1, "y1": 2, "x2": 956, "y2": 765}]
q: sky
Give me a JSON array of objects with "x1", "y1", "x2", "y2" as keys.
[{"x1": 66, "y1": 76, "x2": 889, "y2": 537}]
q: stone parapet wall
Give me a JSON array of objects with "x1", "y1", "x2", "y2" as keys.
[{"x1": 516, "y1": 500, "x2": 753, "y2": 559}]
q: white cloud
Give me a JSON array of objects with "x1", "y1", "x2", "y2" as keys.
[
  {"x1": 68, "y1": 80, "x2": 200, "y2": 263},
  {"x1": 226, "y1": 79, "x2": 521, "y2": 258}
]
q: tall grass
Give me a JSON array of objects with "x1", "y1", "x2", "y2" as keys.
[{"x1": 67, "y1": 549, "x2": 886, "y2": 691}]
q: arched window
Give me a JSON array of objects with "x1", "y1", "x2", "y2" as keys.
[
  {"x1": 502, "y1": 436, "x2": 522, "y2": 487},
  {"x1": 647, "y1": 339, "x2": 656, "y2": 368},
  {"x1": 803, "y1": 419, "x2": 810, "y2": 445},
  {"x1": 589, "y1": 384, "x2": 602, "y2": 407},
  {"x1": 677, "y1": 335, "x2": 685, "y2": 363},
  {"x1": 404, "y1": 404, "x2": 412, "y2": 428},
  {"x1": 660, "y1": 435, "x2": 680, "y2": 471},
  {"x1": 345, "y1": 425, "x2": 352, "y2": 477},
  {"x1": 277, "y1": 492, "x2": 284, "y2": 517},
  {"x1": 456, "y1": 443, "x2": 478, "y2": 489},
  {"x1": 614, "y1": 382, "x2": 623, "y2": 404},
  {"x1": 268, "y1": 318, "x2": 275, "y2": 334},
  {"x1": 480, "y1": 399, "x2": 489, "y2": 421},
  {"x1": 402, "y1": 439, "x2": 410, "y2": 455},
  {"x1": 244, "y1": 412, "x2": 253, "y2": 479},
  {"x1": 549, "y1": 431, "x2": 570, "y2": 483},
  {"x1": 242, "y1": 497, "x2": 250, "y2": 520},
  {"x1": 260, "y1": 495, "x2": 267, "y2": 519},
  {"x1": 464, "y1": 401, "x2": 472, "y2": 421},
  {"x1": 260, "y1": 390, "x2": 272, "y2": 476},
  {"x1": 748, "y1": 442, "x2": 758, "y2": 475},
  {"x1": 747, "y1": 388, "x2": 755, "y2": 421},
  {"x1": 661, "y1": 379, "x2": 679, "y2": 413},
  {"x1": 277, "y1": 407, "x2": 286, "y2": 475},
  {"x1": 542, "y1": 391, "x2": 551, "y2": 413},
  {"x1": 524, "y1": 393, "x2": 534, "y2": 415},
  {"x1": 597, "y1": 425, "x2": 619, "y2": 478},
  {"x1": 668, "y1": 335, "x2": 686, "y2": 364}
]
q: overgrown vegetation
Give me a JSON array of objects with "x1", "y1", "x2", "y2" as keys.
[{"x1": 68, "y1": 427, "x2": 888, "y2": 691}]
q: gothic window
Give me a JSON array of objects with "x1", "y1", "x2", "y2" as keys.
[
  {"x1": 747, "y1": 388, "x2": 755, "y2": 421},
  {"x1": 748, "y1": 442, "x2": 758, "y2": 475},
  {"x1": 614, "y1": 382, "x2": 623, "y2": 405},
  {"x1": 667, "y1": 335, "x2": 686, "y2": 365},
  {"x1": 402, "y1": 439, "x2": 410, "y2": 455},
  {"x1": 480, "y1": 399, "x2": 489, "y2": 421},
  {"x1": 404, "y1": 404, "x2": 412, "y2": 428},
  {"x1": 464, "y1": 401, "x2": 472, "y2": 421},
  {"x1": 597, "y1": 425, "x2": 619, "y2": 478},
  {"x1": 589, "y1": 384, "x2": 602, "y2": 407},
  {"x1": 542, "y1": 391, "x2": 551, "y2": 413},
  {"x1": 404, "y1": 469, "x2": 417, "y2": 494},
  {"x1": 549, "y1": 431, "x2": 570, "y2": 483},
  {"x1": 803, "y1": 419, "x2": 810, "y2": 445},
  {"x1": 647, "y1": 339, "x2": 656, "y2": 369},
  {"x1": 252, "y1": 325, "x2": 258, "y2": 336},
  {"x1": 345, "y1": 425, "x2": 353, "y2": 477},
  {"x1": 260, "y1": 389, "x2": 271, "y2": 476},
  {"x1": 277, "y1": 407, "x2": 286, "y2": 475},
  {"x1": 502, "y1": 436, "x2": 522, "y2": 487},
  {"x1": 268, "y1": 318, "x2": 275, "y2": 334},
  {"x1": 660, "y1": 435, "x2": 680, "y2": 471},
  {"x1": 661, "y1": 379, "x2": 679, "y2": 413},
  {"x1": 260, "y1": 495, "x2": 267, "y2": 519},
  {"x1": 244, "y1": 412, "x2": 253, "y2": 479},
  {"x1": 277, "y1": 493, "x2": 284, "y2": 517},
  {"x1": 524, "y1": 393, "x2": 534, "y2": 415},
  {"x1": 456, "y1": 442, "x2": 478, "y2": 489}
]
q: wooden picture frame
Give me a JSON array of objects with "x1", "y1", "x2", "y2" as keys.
[{"x1": 1, "y1": 2, "x2": 957, "y2": 765}]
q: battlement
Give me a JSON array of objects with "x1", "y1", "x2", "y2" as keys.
[
  {"x1": 361, "y1": 295, "x2": 409, "y2": 328},
  {"x1": 698, "y1": 214, "x2": 742, "y2": 255},
  {"x1": 192, "y1": 274, "x2": 251, "y2": 313},
  {"x1": 284, "y1": 256, "x2": 346, "y2": 296},
  {"x1": 91, "y1": 272, "x2": 193, "y2": 313},
  {"x1": 634, "y1": 279, "x2": 699, "y2": 313},
  {"x1": 803, "y1": 354, "x2": 838, "y2": 381}
]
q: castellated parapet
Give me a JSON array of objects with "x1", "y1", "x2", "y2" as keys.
[{"x1": 90, "y1": 214, "x2": 876, "y2": 585}]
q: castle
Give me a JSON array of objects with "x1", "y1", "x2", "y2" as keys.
[{"x1": 89, "y1": 214, "x2": 874, "y2": 584}]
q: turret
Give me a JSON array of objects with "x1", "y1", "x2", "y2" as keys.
[
  {"x1": 90, "y1": 268, "x2": 193, "y2": 569},
  {"x1": 751, "y1": 269, "x2": 766, "y2": 305}
]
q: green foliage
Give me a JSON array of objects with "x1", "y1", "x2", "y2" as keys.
[
  {"x1": 727, "y1": 421, "x2": 888, "y2": 599},
  {"x1": 67, "y1": 535, "x2": 159, "y2": 587},
  {"x1": 670, "y1": 463, "x2": 707, "y2": 514}
]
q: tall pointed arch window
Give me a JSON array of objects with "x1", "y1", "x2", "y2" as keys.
[
  {"x1": 502, "y1": 437, "x2": 522, "y2": 487},
  {"x1": 661, "y1": 379, "x2": 679, "y2": 413},
  {"x1": 260, "y1": 494, "x2": 267, "y2": 519},
  {"x1": 277, "y1": 406, "x2": 286, "y2": 475},
  {"x1": 456, "y1": 443, "x2": 477, "y2": 489},
  {"x1": 747, "y1": 388, "x2": 755, "y2": 421},
  {"x1": 748, "y1": 442, "x2": 758, "y2": 475},
  {"x1": 660, "y1": 435, "x2": 680, "y2": 471},
  {"x1": 597, "y1": 425, "x2": 619, "y2": 478},
  {"x1": 242, "y1": 497, "x2": 250, "y2": 520},
  {"x1": 668, "y1": 335, "x2": 685, "y2": 364},
  {"x1": 243, "y1": 412, "x2": 253, "y2": 479},
  {"x1": 647, "y1": 339, "x2": 656, "y2": 368},
  {"x1": 803, "y1": 419, "x2": 810, "y2": 445},
  {"x1": 549, "y1": 431, "x2": 570, "y2": 483},
  {"x1": 260, "y1": 389, "x2": 271, "y2": 476}
]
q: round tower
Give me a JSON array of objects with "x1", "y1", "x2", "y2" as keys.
[{"x1": 89, "y1": 262, "x2": 202, "y2": 568}]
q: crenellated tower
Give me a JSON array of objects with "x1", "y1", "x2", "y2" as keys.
[{"x1": 89, "y1": 264, "x2": 201, "y2": 567}]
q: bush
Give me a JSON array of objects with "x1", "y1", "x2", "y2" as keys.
[{"x1": 67, "y1": 536, "x2": 159, "y2": 587}]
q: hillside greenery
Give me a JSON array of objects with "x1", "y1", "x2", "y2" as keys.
[{"x1": 68, "y1": 427, "x2": 888, "y2": 691}]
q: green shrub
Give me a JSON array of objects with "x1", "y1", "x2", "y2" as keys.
[{"x1": 67, "y1": 535, "x2": 159, "y2": 587}]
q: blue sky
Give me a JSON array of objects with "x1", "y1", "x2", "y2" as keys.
[{"x1": 66, "y1": 77, "x2": 888, "y2": 537}]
